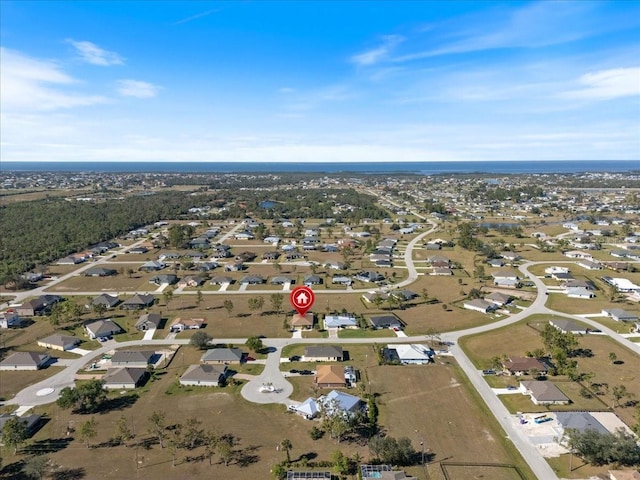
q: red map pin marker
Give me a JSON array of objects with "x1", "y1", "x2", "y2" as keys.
[{"x1": 290, "y1": 285, "x2": 315, "y2": 317}]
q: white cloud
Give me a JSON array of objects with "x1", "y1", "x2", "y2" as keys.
[
  {"x1": 173, "y1": 8, "x2": 220, "y2": 26},
  {"x1": 351, "y1": 35, "x2": 404, "y2": 66},
  {"x1": 68, "y1": 40, "x2": 124, "y2": 66},
  {"x1": 560, "y1": 67, "x2": 640, "y2": 100},
  {"x1": 117, "y1": 79, "x2": 161, "y2": 98},
  {"x1": 0, "y1": 48, "x2": 108, "y2": 111},
  {"x1": 394, "y1": 1, "x2": 620, "y2": 62},
  {"x1": 278, "y1": 87, "x2": 296, "y2": 94}
]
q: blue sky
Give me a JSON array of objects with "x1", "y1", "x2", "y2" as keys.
[{"x1": 1, "y1": 0, "x2": 639, "y2": 162}]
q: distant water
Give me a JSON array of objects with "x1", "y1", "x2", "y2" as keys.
[{"x1": 1, "y1": 160, "x2": 638, "y2": 175}]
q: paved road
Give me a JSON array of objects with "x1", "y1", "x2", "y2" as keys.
[{"x1": 6, "y1": 203, "x2": 639, "y2": 479}]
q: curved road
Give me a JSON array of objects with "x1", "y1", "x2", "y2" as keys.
[{"x1": 5, "y1": 214, "x2": 639, "y2": 479}]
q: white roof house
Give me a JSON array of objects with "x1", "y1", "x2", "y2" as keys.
[
  {"x1": 293, "y1": 397, "x2": 320, "y2": 419},
  {"x1": 385, "y1": 344, "x2": 433, "y2": 364}
]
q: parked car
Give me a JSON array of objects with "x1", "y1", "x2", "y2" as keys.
[{"x1": 289, "y1": 369, "x2": 299, "y2": 374}]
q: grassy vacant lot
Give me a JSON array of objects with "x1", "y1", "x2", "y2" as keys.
[
  {"x1": 460, "y1": 316, "x2": 640, "y2": 427},
  {"x1": 369, "y1": 361, "x2": 536, "y2": 480},
  {"x1": 546, "y1": 292, "x2": 621, "y2": 315},
  {"x1": 49, "y1": 270, "x2": 154, "y2": 292}
]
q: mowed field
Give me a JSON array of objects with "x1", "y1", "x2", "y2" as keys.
[
  {"x1": 1, "y1": 355, "x2": 535, "y2": 480},
  {"x1": 459, "y1": 316, "x2": 640, "y2": 427},
  {"x1": 368, "y1": 361, "x2": 536, "y2": 480}
]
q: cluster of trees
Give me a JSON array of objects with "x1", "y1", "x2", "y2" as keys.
[
  {"x1": 57, "y1": 379, "x2": 108, "y2": 413},
  {"x1": 539, "y1": 324, "x2": 581, "y2": 378},
  {"x1": 368, "y1": 435, "x2": 417, "y2": 466},
  {"x1": 231, "y1": 188, "x2": 389, "y2": 222},
  {"x1": 565, "y1": 428, "x2": 640, "y2": 466},
  {"x1": 0, "y1": 191, "x2": 204, "y2": 284}
]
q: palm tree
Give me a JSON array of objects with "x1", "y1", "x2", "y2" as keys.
[{"x1": 280, "y1": 438, "x2": 292, "y2": 463}]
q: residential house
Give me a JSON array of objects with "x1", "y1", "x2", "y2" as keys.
[
  {"x1": 224, "y1": 262, "x2": 245, "y2": 272},
  {"x1": 110, "y1": 350, "x2": 155, "y2": 368},
  {"x1": 135, "y1": 313, "x2": 162, "y2": 331},
  {"x1": 555, "y1": 412, "x2": 608, "y2": 435},
  {"x1": 564, "y1": 251, "x2": 593, "y2": 260},
  {"x1": 201, "y1": 348, "x2": 243, "y2": 365},
  {"x1": 189, "y1": 237, "x2": 210, "y2": 249},
  {"x1": 103, "y1": 367, "x2": 148, "y2": 389},
  {"x1": 37, "y1": 334, "x2": 80, "y2": 351},
  {"x1": 291, "y1": 398, "x2": 321, "y2": 420},
  {"x1": 233, "y1": 231, "x2": 254, "y2": 240},
  {"x1": 385, "y1": 344, "x2": 433, "y2": 364},
  {"x1": 0, "y1": 352, "x2": 50, "y2": 370},
  {"x1": 354, "y1": 271, "x2": 384, "y2": 283},
  {"x1": 578, "y1": 260, "x2": 603, "y2": 270},
  {"x1": 121, "y1": 293, "x2": 155, "y2": 310},
  {"x1": 318, "y1": 390, "x2": 363, "y2": 416},
  {"x1": 485, "y1": 292, "x2": 512, "y2": 307},
  {"x1": 362, "y1": 292, "x2": 388, "y2": 304},
  {"x1": 240, "y1": 275, "x2": 265, "y2": 285},
  {"x1": 0, "y1": 311, "x2": 24, "y2": 329},
  {"x1": 314, "y1": 365, "x2": 347, "y2": 388},
  {"x1": 92, "y1": 293, "x2": 121, "y2": 309},
  {"x1": 491, "y1": 270, "x2": 520, "y2": 281},
  {"x1": 179, "y1": 364, "x2": 227, "y2": 387},
  {"x1": 519, "y1": 381, "x2": 569, "y2": 405},
  {"x1": 262, "y1": 251, "x2": 280, "y2": 260},
  {"x1": 128, "y1": 246, "x2": 148, "y2": 254},
  {"x1": 487, "y1": 258, "x2": 505, "y2": 268},
  {"x1": 270, "y1": 276, "x2": 295, "y2": 285},
  {"x1": 291, "y1": 313, "x2": 314, "y2": 330},
  {"x1": 210, "y1": 275, "x2": 233, "y2": 285},
  {"x1": 84, "y1": 267, "x2": 117, "y2": 277},
  {"x1": 15, "y1": 295, "x2": 62, "y2": 316},
  {"x1": 325, "y1": 260, "x2": 346, "y2": 270},
  {"x1": 212, "y1": 245, "x2": 232, "y2": 259},
  {"x1": 369, "y1": 315, "x2": 403, "y2": 330},
  {"x1": 503, "y1": 357, "x2": 549, "y2": 376},
  {"x1": 331, "y1": 275, "x2": 352, "y2": 286},
  {"x1": 494, "y1": 278, "x2": 520, "y2": 289},
  {"x1": 324, "y1": 314, "x2": 358, "y2": 329},
  {"x1": 303, "y1": 275, "x2": 322, "y2": 286},
  {"x1": 550, "y1": 319, "x2": 589, "y2": 334},
  {"x1": 304, "y1": 345, "x2": 344, "y2": 362},
  {"x1": 159, "y1": 252, "x2": 181, "y2": 260},
  {"x1": 501, "y1": 252, "x2": 521, "y2": 262},
  {"x1": 177, "y1": 276, "x2": 205, "y2": 288},
  {"x1": 58, "y1": 255, "x2": 85, "y2": 265},
  {"x1": 263, "y1": 236, "x2": 280, "y2": 244},
  {"x1": 566, "y1": 287, "x2": 595, "y2": 299},
  {"x1": 602, "y1": 308, "x2": 638, "y2": 322},
  {"x1": 169, "y1": 317, "x2": 205, "y2": 332},
  {"x1": 85, "y1": 319, "x2": 122, "y2": 339},
  {"x1": 431, "y1": 267, "x2": 453, "y2": 276},
  {"x1": 235, "y1": 251, "x2": 257, "y2": 262},
  {"x1": 427, "y1": 255, "x2": 451, "y2": 264},
  {"x1": 463, "y1": 299, "x2": 496, "y2": 314},
  {"x1": 149, "y1": 274, "x2": 178, "y2": 286},
  {"x1": 139, "y1": 260, "x2": 166, "y2": 272},
  {"x1": 196, "y1": 261, "x2": 219, "y2": 272}
]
